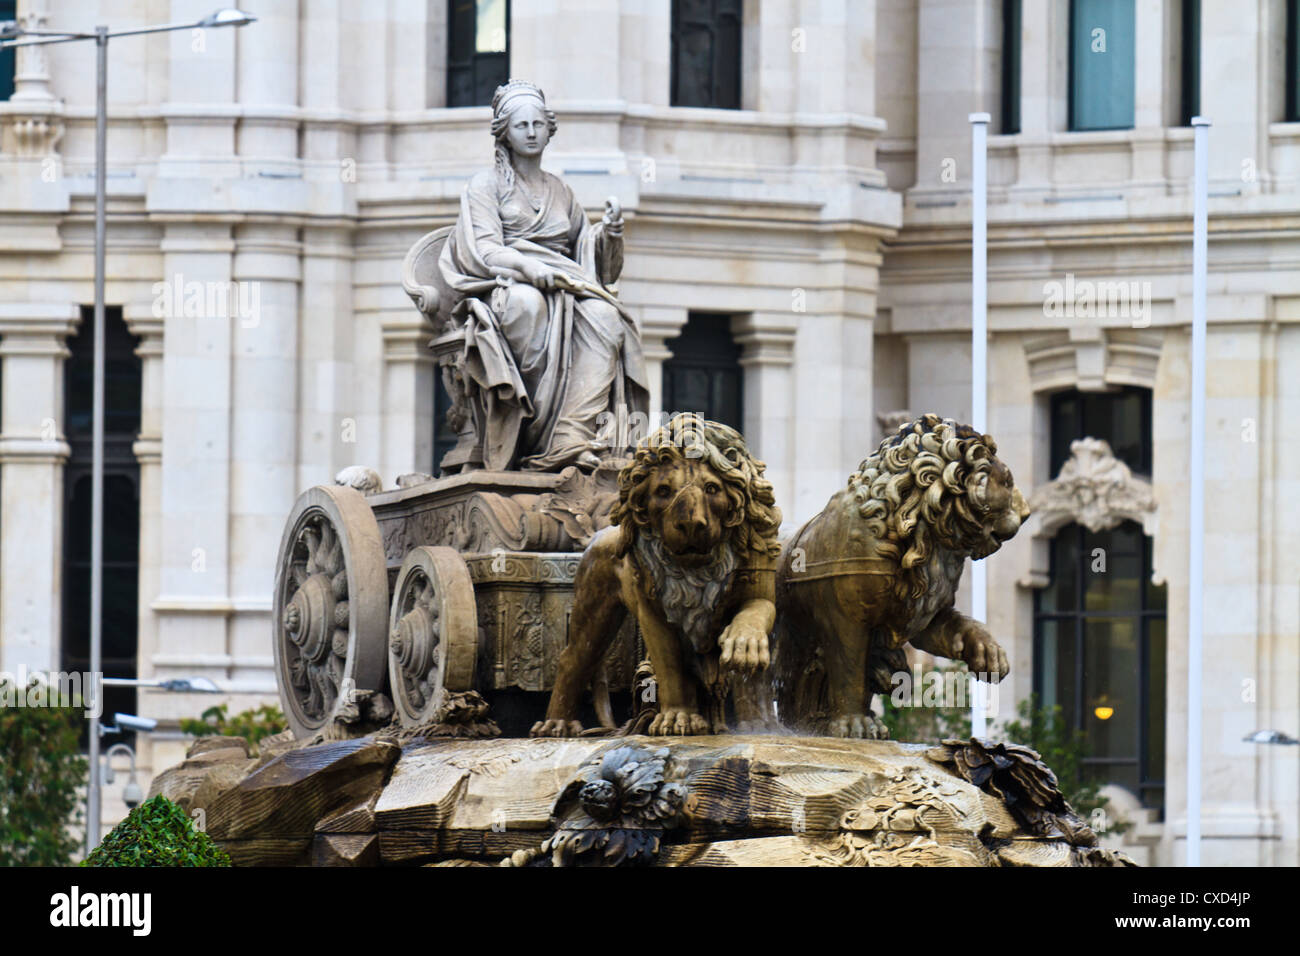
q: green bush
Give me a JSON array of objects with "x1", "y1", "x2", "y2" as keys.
[
  {"x1": 82, "y1": 794, "x2": 231, "y2": 867},
  {"x1": 180, "y1": 703, "x2": 286, "y2": 755},
  {"x1": 0, "y1": 678, "x2": 88, "y2": 866}
]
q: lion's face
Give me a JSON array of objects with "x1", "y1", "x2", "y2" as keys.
[
  {"x1": 642, "y1": 457, "x2": 731, "y2": 568},
  {"x1": 967, "y1": 456, "x2": 1031, "y2": 559}
]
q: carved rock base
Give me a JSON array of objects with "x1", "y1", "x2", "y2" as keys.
[{"x1": 165, "y1": 734, "x2": 1135, "y2": 867}]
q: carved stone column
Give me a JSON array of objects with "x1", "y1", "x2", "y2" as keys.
[
  {"x1": 637, "y1": 306, "x2": 688, "y2": 423},
  {"x1": 731, "y1": 312, "x2": 796, "y2": 526},
  {"x1": 379, "y1": 309, "x2": 437, "y2": 483},
  {"x1": 0, "y1": 0, "x2": 65, "y2": 159},
  {"x1": 0, "y1": 303, "x2": 80, "y2": 672}
]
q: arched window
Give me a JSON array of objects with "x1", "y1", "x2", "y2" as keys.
[{"x1": 1033, "y1": 385, "x2": 1166, "y2": 815}]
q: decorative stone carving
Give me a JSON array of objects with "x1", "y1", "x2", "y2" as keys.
[
  {"x1": 773, "y1": 414, "x2": 1030, "y2": 738},
  {"x1": 1027, "y1": 437, "x2": 1156, "y2": 535},
  {"x1": 503, "y1": 744, "x2": 687, "y2": 867}
]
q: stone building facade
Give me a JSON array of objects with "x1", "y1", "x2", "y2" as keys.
[{"x1": 0, "y1": 0, "x2": 1295, "y2": 866}]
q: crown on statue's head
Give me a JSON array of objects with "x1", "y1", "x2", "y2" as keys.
[{"x1": 492, "y1": 79, "x2": 547, "y2": 117}]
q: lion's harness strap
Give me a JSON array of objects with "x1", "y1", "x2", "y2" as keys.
[{"x1": 785, "y1": 556, "x2": 896, "y2": 584}]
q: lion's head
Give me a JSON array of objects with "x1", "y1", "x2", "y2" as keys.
[
  {"x1": 611, "y1": 414, "x2": 782, "y2": 569},
  {"x1": 848, "y1": 413, "x2": 1030, "y2": 601}
]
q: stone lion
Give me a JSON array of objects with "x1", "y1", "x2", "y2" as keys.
[
  {"x1": 772, "y1": 413, "x2": 1030, "y2": 738},
  {"x1": 532, "y1": 414, "x2": 782, "y2": 737}
]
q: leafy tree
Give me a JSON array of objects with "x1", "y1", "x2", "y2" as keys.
[
  {"x1": 180, "y1": 703, "x2": 286, "y2": 755},
  {"x1": 83, "y1": 794, "x2": 231, "y2": 867},
  {"x1": 0, "y1": 678, "x2": 88, "y2": 866}
]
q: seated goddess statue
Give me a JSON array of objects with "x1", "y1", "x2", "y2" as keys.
[{"x1": 438, "y1": 79, "x2": 650, "y2": 472}]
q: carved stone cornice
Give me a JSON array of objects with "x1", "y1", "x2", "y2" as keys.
[
  {"x1": 1028, "y1": 437, "x2": 1157, "y2": 536},
  {"x1": 1023, "y1": 327, "x2": 1162, "y2": 393}
]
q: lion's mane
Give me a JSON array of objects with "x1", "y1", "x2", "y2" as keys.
[
  {"x1": 611, "y1": 415, "x2": 782, "y2": 560},
  {"x1": 846, "y1": 413, "x2": 1000, "y2": 603}
]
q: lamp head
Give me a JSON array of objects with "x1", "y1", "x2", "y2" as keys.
[{"x1": 199, "y1": 8, "x2": 257, "y2": 28}]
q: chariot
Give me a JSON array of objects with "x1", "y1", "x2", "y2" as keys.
[{"x1": 270, "y1": 227, "x2": 640, "y2": 740}]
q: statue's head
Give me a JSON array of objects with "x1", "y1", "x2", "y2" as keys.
[{"x1": 491, "y1": 80, "x2": 558, "y2": 163}]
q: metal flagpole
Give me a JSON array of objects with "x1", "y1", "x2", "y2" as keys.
[
  {"x1": 86, "y1": 24, "x2": 108, "y2": 855},
  {"x1": 1187, "y1": 115, "x2": 1210, "y2": 867},
  {"x1": 969, "y1": 112, "x2": 990, "y2": 739}
]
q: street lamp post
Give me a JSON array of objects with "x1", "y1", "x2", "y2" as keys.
[{"x1": 0, "y1": 7, "x2": 256, "y2": 854}]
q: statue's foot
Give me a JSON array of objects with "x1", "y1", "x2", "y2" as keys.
[
  {"x1": 575, "y1": 451, "x2": 601, "y2": 471},
  {"x1": 647, "y1": 708, "x2": 710, "y2": 736},
  {"x1": 828, "y1": 713, "x2": 890, "y2": 740},
  {"x1": 530, "y1": 718, "x2": 584, "y2": 738}
]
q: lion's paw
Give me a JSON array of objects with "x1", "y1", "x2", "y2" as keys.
[
  {"x1": 828, "y1": 713, "x2": 890, "y2": 740},
  {"x1": 529, "y1": 719, "x2": 584, "y2": 738},
  {"x1": 647, "y1": 709, "x2": 710, "y2": 736}
]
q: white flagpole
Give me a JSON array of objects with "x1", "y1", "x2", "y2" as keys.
[
  {"x1": 1187, "y1": 115, "x2": 1210, "y2": 867},
  {"x1": 969, "y1": 112, "x2": 990, "y2": 739}
]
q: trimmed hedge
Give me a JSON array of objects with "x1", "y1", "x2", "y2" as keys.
[{"x1": 83, "y1": 795, "x2": 231, "y2": 867}]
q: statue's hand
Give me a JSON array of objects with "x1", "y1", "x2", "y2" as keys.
[
  {"x1": 602, "y1": 196, "x2": 623, "y2": 233},
  {"x1": 520, "y1": 258, "x2": 557, "y2": 290}
]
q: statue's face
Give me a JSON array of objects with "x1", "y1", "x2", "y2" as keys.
[{"x1": 504, "y1": 102, "x2": 549, "y2": 159}]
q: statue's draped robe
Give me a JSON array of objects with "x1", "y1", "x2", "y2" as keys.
[{"x1": 439, "y1": 169, "x2": 650, "y2": 470}]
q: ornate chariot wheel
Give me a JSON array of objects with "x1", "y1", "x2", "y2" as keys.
[
  {"x1": 387, "y1": 546, "x2": 478, "y2": 727},
  {"x1": 273, "y1": 485, "x2": 389, "y2": 738}
]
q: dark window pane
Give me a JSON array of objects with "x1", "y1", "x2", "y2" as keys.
[
  {"x1": 1036, "y1": 618, "x2": 1076, "y2": 723},
  {"x1": 447, "y1": 0, "x2": 511, "y2": 107},
  {"x1": 1083, "y1": 523, "x2": 1142, "y2": 612},
  {"x1": 1144, "y1": 616, "x2": 1167, "y2": 797},
  {"x1": 1083, "y1": 616, "x2": 1139, "y2": 761},
  {"x1": 1180, "y1": 0, "x2": 1200, "y2": 125},
  {"x1": 1001, "y1": 0, "x2": 1022, "y2": 133},
  {"x1": 671, "y1": 0, "x2": 742, "y2": 109},
  {"x1": 663, "y1": 313, "x2": 743, "y2": 431},
  {"x1": 0, "y1": 0, "x2": 13, "y2": 101},
  {"x1": 1040, "y1": 526, "x2": 1080, "y2": 612},
  {"x1": 1070, "y1": 0, "x2": 1136, "y2": 131}
]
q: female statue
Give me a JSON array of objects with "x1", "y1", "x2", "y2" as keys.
[{"x1": 439, "y1": 79, "x2": 650, "y2": 472}]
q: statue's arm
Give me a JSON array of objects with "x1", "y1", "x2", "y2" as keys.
[
  {"x1": 569, "y1": 189, "x2": 623, "y2": 287},
  {"x1": 593, "y1": 197, "x2": 624, "y2": 287}
]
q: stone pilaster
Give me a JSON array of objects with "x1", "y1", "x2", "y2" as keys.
[
  {"x1": 732, "y1": 311, "x2": 796, "y2": 526},
  {"x1": 379, "y1": 308, "x2": 437, "y2": 483},
  {"x1": 637, "y1": 305, "x2": 688, "y2": 422},
  {"x1": 0, "y1": 302, "x2": 80, "y2": 672}
]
